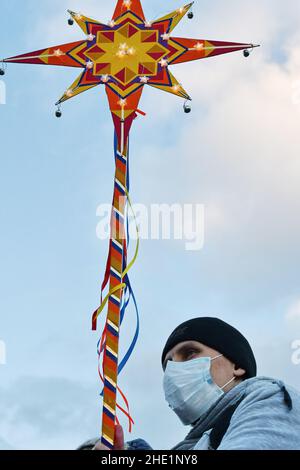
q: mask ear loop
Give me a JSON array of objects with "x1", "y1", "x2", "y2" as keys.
[
  {"x1": 211, "y1": 354, "x2": 223, "y2": 361},
  {"x1": 221, "y1": 376, "x2": 236, "y2": 390},
  {"x1": 210, "y1": 355, "x2": 236, "y2": 390}
]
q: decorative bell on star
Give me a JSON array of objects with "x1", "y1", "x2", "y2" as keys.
[{"x1": 183, "y1": 102, "x2": 192, "y2": 113}]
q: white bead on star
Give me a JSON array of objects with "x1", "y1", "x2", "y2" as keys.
[
  {"x1": 54, "y1": 49, "x2": 63, "y2": 57},
  {"x1": 140, "y1": 76, "x2": 149, "y2": 83},
  {"x1": 195, "y1": 42, "x2": 204, "y2": 51},
  {"x1": 159, "y1": 58, "x2": 168, "y2": 68},
  {"x1": 161, "y1": 33, "x2": 171, "y2": 41},
  {"x1": 118, "y1": 98, "x2": 127, "y2": 107}
]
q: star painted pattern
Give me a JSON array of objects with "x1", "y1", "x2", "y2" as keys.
[{"x1": 2, "y1": 0, "x2": 257, "y2": 145}]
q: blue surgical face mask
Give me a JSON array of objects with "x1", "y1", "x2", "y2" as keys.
[{"x1": 163, "y1": 355, "x2": 235, "y2": 425}]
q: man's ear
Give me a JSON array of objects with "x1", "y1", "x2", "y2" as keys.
[{"x1": 233, "y1": 365, "x2": 246, "y2": 379}]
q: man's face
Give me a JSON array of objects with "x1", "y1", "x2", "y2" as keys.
[{"x1": 163, "y1": 340, "x2": 245, "y2": 390}]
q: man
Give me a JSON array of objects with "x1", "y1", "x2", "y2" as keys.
[{"x1": 81, "y1": 317, "x2": 300, "y2": 450}]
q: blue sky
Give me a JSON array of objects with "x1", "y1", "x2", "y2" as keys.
[{"x1": 0, "y1": 0, "x2": 300, "y2": 450}]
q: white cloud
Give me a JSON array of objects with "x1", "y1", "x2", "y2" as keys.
[
  {"x1": 0, "y1": 437, "x2": 14, "y2": 451},
  {"x1": 0, "y1": 377, "x2": 100, "y2": 450},
  {"x1": 28, "y1": 0, "x2": 113, "y2": 46},
  {"x1": 285, "y1": 300, "x2": 300, "y2": 328}
]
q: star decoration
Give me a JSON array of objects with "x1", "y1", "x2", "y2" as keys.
[{"x1": 2, "y1": 0, "x2": 257, "y2": 147}]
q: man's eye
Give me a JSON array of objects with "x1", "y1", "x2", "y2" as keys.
[{"x1": 187, "y1": 350, "x2": 197, "y2": 358}]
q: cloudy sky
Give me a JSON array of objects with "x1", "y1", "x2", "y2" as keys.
[{"x1": 0, "y1": 0, "x2": 300, "y2": 450}]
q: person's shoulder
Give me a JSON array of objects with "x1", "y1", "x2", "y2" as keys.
[
  {"x1": 218, "y1": 377, "x2": 300, "y2": 449},
  {"x1": 236, "y1": 376, "x2": 300, "y2": 410},
  {"x1": 242, "y1": 376, "x2": 292, "y2": 394},
  {"x1": 77, "y1": 438, "x2": 99, "y2": 450}
]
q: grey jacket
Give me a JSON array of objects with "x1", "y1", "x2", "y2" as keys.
[
  {"x1": 173, "y1": 376, "x2": 300, "y2": 450},
  {"x1": 79, "y1": 377, "x2": 300, "y2": 450}
]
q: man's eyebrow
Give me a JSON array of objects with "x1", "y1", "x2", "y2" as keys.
[
  {"x1": 163, "y1": 343, "x2": 202, "y2": 369},
  {"x1": 176, "y1": 343, "x2": 201, "y2": 355}
]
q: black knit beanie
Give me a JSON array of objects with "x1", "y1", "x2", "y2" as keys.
[{"x1": 161, "y1": 317, "x2": 257, "y2": 378}]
